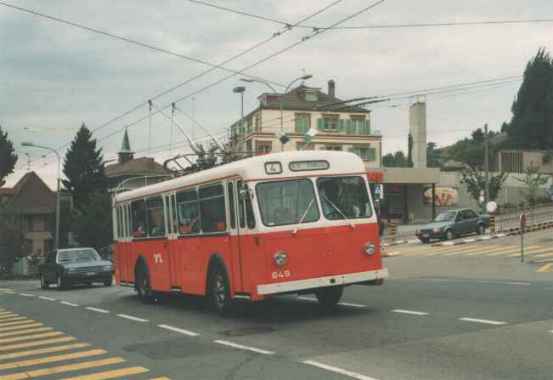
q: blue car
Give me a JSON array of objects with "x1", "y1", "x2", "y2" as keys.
[{"x1": 416, "y1": 209, "x2": 490, "y2": 243}]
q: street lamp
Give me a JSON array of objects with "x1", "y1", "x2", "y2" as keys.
[
  {"x1": 21, "y1": 142, "x2": 61, "y2": 251},
  {"x1": 241, "y1": 74, "x2": 313, "y2": 151}
]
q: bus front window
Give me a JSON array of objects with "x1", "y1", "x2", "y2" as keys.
[
  {"x1": 317, "y1": 176, "x2": 372, "y2": 220},
  {"x1": 256, "y1": 179, "x2": 319, "y2": 227}
]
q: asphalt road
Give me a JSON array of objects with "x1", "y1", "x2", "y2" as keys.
[{"x1": 1, "y1": 229, "x2": 552, "y2": 380}]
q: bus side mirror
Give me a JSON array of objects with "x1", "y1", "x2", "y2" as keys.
[{"x1": 239, "y1": 185, "x2": 249, "y2": 200}]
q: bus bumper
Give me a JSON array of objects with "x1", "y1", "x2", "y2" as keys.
[{"x1": 256, "y1": 268, "x2": 389, "y2": 296}]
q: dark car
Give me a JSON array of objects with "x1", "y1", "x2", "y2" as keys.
[
  {"x1": 416, "y1": 208, "x2": 490, "y2": 243},
  {"x1": 39, "y1": 247, "x2": 113, "y2": 290}
]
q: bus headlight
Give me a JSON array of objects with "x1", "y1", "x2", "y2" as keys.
[
  {"x1": 363, "y1": 242, "x2": 376, "y2": 256},
  {"x1": 273, "y1": 251, "x2": 288, "y2": 267}
]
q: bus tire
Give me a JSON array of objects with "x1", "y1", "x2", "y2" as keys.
[
  {"x1": 315, "y1": 286, "x2": 343, "y2": 309},
  {"x1": 135, "y1": 261, "x2": 155, "y2": 303},
  {"x1": 208, "y1": 263, "x2": 233, "y2": 316},
  {"x1": 40, "y1": 274, "x2": 49, "y2": 289}
]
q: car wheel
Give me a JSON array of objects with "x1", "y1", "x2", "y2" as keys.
[
  {"x1": 104, "y1": 278, "x2": 113, "y2": 287},
  {"x1": 420, "y1": 237, "x2": 430, "y2": 244},
  {"x1": 136, "y1": 265, "x2": 152, "y2": 303},
  {"x1": 445, "y1": 229, "x2": 454, "y2": 241},
  {"x1": 477, "y1": 224, "x2": 486, "y2": 235},
  {"x1": 316, "y1": 286, "x2": 344, "y2": 309},
  {"x1": 208, "y1": 264, "x2": 232, "y2": 316},
  {"x1": 40, "y1": 274, "x2": 49, "y2": 290},
  {"x1": 57, "y1": 275, "x2": 67, "y2": 290}
]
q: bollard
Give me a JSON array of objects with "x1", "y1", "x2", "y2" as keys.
[
  {"x1": 388, "y1": 223, "x2": 397, "y2": 242},
  {"x1": 489, "y1": 215, "x2": 496, "y2": 234}
]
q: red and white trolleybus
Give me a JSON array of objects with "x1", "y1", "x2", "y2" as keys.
[{"x1": 112, "y1": 150, "x2": 388, "y2": 314}]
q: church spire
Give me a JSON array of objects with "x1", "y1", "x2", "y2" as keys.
[{"x1": 118, "y1": 129, "x2": 134, "y2": 164}]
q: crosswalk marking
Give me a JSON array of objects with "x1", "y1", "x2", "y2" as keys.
[
  {"x1": 0, "y1": 323, "x2": 43, "y2": 333},
  {"x1": 0, "y1": 349, "x2": 107, "y2": 370},
  {"x1": 471, "y1": 245, "x2": 542, "y2": 256},
  {"x1": 0, "y1": 343, "x2": 91, "y2": 361},
  {"x1": 0, "y1": 312, "x2": 18, "y2": 317},
  {"x1": 0, "y1": 317, "x2": 29, "y2": 324},
  {"x1": 1, "y1": 357, "x2": 125, "y2": 380},
  {"x1": 61, "y1": 366, "x2": 149, "y2": 380},
  {"x1": 0, "y1": 331, "x2": 64, "y2": 345},
  {"x1": 0, "y1": 319, "x2": 36, "y2": 328},
  {"x1": 0, "y1": 336, "x2": 77, "y2": 352},
  {"x1": 396, "y1": 242, "x2": 553, "y2": 259},
  {"x1": 537, "y1": 263, "x2": 553, "y2": 273},
  {"x1": 0, "y1": 327, "x2": 53, "y2": 339}
]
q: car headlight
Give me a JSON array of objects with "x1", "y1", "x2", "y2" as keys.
[
  {"x1": 363, "y1": 242, "x2": 376, "y2": 256},
  {"x1": 273, "y1": 251, "x2": 288, "y2": 267},
  {"x1": 65, "y1": 267, "x2": 76, "y2": 273},
  {"x1": 102, "y1": 265, "x2": 112, "y2": 271}
]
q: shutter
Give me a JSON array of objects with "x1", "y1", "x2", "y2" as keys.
[
  {"x1": 317, "y1": 118, "x2": 324, "y2": 131},
  {"x1": 368, "y1": 147, "x2": 377, "y2": 161}
]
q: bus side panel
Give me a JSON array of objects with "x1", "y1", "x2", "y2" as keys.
[
  {"x1": 114, "y1": 242, "x2": 122, "y2": 284},
  {"x1": 144, "y1": 239, "x2": 172, "y2": 292},
  {"x1": 238, "y1": 234, "x2": 268, "y2": 299},
  {"x1": 115, "y1": 241, "x2": 130, "y2": 284}
]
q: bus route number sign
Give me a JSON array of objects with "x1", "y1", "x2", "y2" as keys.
[{"x1": 265, "y1": 161, "x2": 282, "y2": 175}]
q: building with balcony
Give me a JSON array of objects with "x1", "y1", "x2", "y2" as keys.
[{"x1": 229, "y1": 80, "x2": 382, "y2": 168}]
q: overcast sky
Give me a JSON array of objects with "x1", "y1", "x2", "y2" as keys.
[{"x1": 2, "y1": 0, "x2": 553, "y2": 189}]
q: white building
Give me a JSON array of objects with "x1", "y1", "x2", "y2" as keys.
[{"x1": 229, "y1": 80, "x2": 382, "y2": 168}]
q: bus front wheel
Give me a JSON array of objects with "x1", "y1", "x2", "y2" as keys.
[
  {"x1": 315, "y1": 286, "x2": 343, "y2": 309},
  {"x1": 208, "y1": 264, "x2": 233, "y2": 316}
]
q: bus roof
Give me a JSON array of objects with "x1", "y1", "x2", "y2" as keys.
[{"x1": 114, "y1": 150, "x2": 366, "y2": 203}]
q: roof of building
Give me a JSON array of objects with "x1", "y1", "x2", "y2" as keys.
[
  {"x1": 260, "y1": 85, "x2": 370, "y2": 114},
  {"x1": 0, "y1": 172, "x2": 56, "y2": 214},
  {"x1": 105, "y1": 157, "x2": 170, "y2": 178}
]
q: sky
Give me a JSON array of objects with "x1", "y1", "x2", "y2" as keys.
[{"x1": 2, "y1": 0, "x2": 553, "y2": 189}]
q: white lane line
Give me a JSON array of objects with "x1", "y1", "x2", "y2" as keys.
[
  {"x1": 504, "y1": 281, "x2": 531, "y2": 286},
  {"x1": 303, "y1": 360, "x2": 379, "y2": 380},
  {"x1": 19, "y1": 293, "x2": 35, "y2": 297},
  {"x1": 459, "y1": 317, "x2": 507, "y2": 325},
  {"x1": 298, "y1": 296, "x2": 366, "y2": 308},
  {"x1": 85, "y1": 307, "x2": 110, "y2": 314},
  {"x1": 441, "y1": 241, "x2": 456, "y2": 246},
  {"x1": 158, "y1": 324, "x2": 199, "y2": 337},
  {"x1": 38, "y1": 296, "x2": 56, "y2": 301},
  {"x1": 479, "y1": 235, "x2": 493, "y2": 240},
  {"x1": 214, "y1": 340, "x2": 274, "y2": 355},
  {"x1": 463, "y1": 238, "x2": 476, "y2": 243},
  {"x1": 391, "y1": 309, "x2": 429, "y2": 316},
  {"x1": 60, "y1": 301, "x2": 79, "y2": 307},
  {"x1": 117, "y1": 314, "x2": 148, "y2": 322}
]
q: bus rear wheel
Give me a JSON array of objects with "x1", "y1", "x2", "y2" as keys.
[
  {"x1": 135, "y1": 264, "x2": 154, "y2": 303},
  {"x1": 208, "y1": 265, "x2": 233, "y2": 316},
  {"x1": 316, "y1": 286, "x2": 343, "y2": 309}
]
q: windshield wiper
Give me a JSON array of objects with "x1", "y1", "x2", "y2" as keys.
[
  {"x1": 292, "y1": 199, "x2": 315, "y2": 234},
  {"x1": 320, "y1": 193, "x2": 355, "y2": 229}
]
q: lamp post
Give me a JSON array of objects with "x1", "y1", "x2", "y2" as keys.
[
  {"x1": 21, "y1": 142, "x2": 61, "y2": 251},
  {"x1": 242, "y1": 74, "x2": 312, "y2": 152},
  {"x1": 232, "y1": 86, "x2": 246, "y2": 154}
]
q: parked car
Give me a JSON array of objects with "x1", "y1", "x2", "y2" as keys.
[
  {"x1": 416, "y1": 209, "x2": 490, "y2": 243},
  {"x1": 39, "y1": 247, "x2": 113, "y2": 290}
]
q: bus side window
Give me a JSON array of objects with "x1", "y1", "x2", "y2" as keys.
[
  {"x1": 199, "y1": 184, "x2": 226, "y2": 233},
  {"x1": 131, "y1": 199, "x2": 147, "y2": 238},
  {"x1": 176, "y1": 189, "x2": 200, "y2": 235},
  {"x1": 245, "y1": 196, "x2": 255, "y2": 229},
  {"x1": 228, "y1": 182, "x2": 236, "y2": 229},
  {"x1": 237, "y1": 181, "x2": 255, "y2": 229},
  {"x1": 238, "y1": 181, "x2": 245, "y2": 229},
  {"x1": 146, "y1": 197, "x2": 165, "y2": 237}
]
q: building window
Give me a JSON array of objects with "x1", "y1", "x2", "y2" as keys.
[
  {"x1": 297, "y1": 142, "x2": 314, "y2": 150},
  {"x1": 304, "y1": 90, "x2": 318, "y2": 102},
  {"x1": 322, "y1": 145, "x2": 342, "y2": 151},
  {"x1": 350, "y1": 145, "x2": 377, "y2": 161},
  {"x1": 255, "y1": 112, "x2": 261, "y2": 131},
  {"x1": 318, "y1": 115, "x2": 340, "y2": 131},
  {"x1": 294, "y1": 113, "x2": 310, "y2": 134},
  {"x1": 31, "y1": 216, "x2": 46, "y2": 232},
  {"x1": 246, "y1": 140, "x2": 253, "y2": 154},
  {"x1": 256, "y1": 141, "x2": 272, "y2": 155}
]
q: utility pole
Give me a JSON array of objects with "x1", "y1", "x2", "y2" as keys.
[{"x1": 484, "y1": 123, "x2": 490, "y2": 205}]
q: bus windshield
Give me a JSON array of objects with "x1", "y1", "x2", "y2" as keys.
[
  {"x1": 317, "y1": 176, "x2": 372, "y2": 220},
  {"x1": 256, "y1": 179, "x2": 320, "y2": 226}
]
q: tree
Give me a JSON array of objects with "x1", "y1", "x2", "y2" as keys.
[
  {"x1": 0, "y1": 125, "x2": 18, "y2": 187},
  {"x1": 0, "y1": 207, "x2": 28, "y2": 274},
  {"x1": 516, "y1": 164, "x2": 549, "y2": 207},
  {"x1": 63, "y1": 124, "x2": 107, "y2": 209},
  {"x1": 460, "y1": 167, "x2": 509, "y2": 206},
  {"x1": 383, "y1": 151, "x2": 408, "y2": 167},
  {"x1": 72, "y1": 192, "x2": 112, "y2": 250},
  {"x1": 443, "y1": 128, "x2": 499, "y2": 169},
  {"x1": 407, "y1": 133, "x2": 414, "y2": 167},
  {"x1": 426, "y1": 142, "x2": 443, "y2": 168},
  {"x1": 503, "y1": 48, "x2": 553, "y2": 149}
]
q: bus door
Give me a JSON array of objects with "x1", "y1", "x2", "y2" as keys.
[
  {"x1": 164, "y1": 193, "x2": 180, "y2": 288},
  {"x1": 227, "y1": 181, "x2": 244, "y2": 292}
]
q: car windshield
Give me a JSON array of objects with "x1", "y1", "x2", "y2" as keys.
[
  {"x1": 58, "y1": 249, "x2": 101, "y2": 264},
  {"x1": 317, "y1": 176, "x2": 372, "y2": 220},
  {"x1": 256, "y1": 179, "x2": 319, "y2": 227},
  {"x1": 434, "y1": 211, "x2": 457, "y2": 222}
]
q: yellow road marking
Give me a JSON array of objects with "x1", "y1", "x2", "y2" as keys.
[
  {"x1": 0, "y1": 323, "x2": 43, "y2": 333},
  {"x1": 0, "y1": 343, "x2": 90, "y2": 361},
  {"x1": 61, "y1": 366, "x2": 149, "y2": 380},
  {"x1": 0, "y1": 327, "x2": 53, "y2": 339},
  {"x1": 532, "y1": 251, "x2": 553, "y2": 258},
  {"x1": 0, "y1": 312, "x2": 17, "y2": 317},
  {"x1": 508, "y1": 247, "x2": 549, "y2": 257},
  {"x1": 464, "y1": 245, "x2": 522, "y2": 256},
  {"x1": 0, "y1": 320, "x2": 35, "y2": 328},
  {"x1": 0, "y1": 317, "x2": 29, "y2": 324},
  {"x1": 439, "y1": 245, "x2": 505, "y2": 256},
  {"x1": 0, "y1": 331, "x2": 64, "y2": 345},
  {"x1": 0, "y1": 336, "x2": 76, "y2": 352},
  {"x1": 406, "y1": 245, "x2": 483, "y2": 256},
  {"x1": 0, "y1": 315, "x2": 20, "y2": 321},
  {"x1": 537, "y1": 263, "x2": 553, "y2": 273},
  {"x1": 0, "y1": 349, "x2": 107, "y2": 370},
  {"x1": 150, "y1": 377, "x2": 171, "y2": 380},
  {"x1": 1, "y1": 357, "x2": 125, "y2": 380}
]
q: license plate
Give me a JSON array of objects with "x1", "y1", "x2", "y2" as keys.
[{"x1": 86, "y1": 272, "x2": 96, "y2": 276}]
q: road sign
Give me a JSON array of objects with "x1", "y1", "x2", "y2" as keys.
[
  {"x1": 374, "y1": 184, "x2": 384, "y2": 201},
  {"x1": 486, "y1": 201, "x2": 497, "y2": 214}
]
